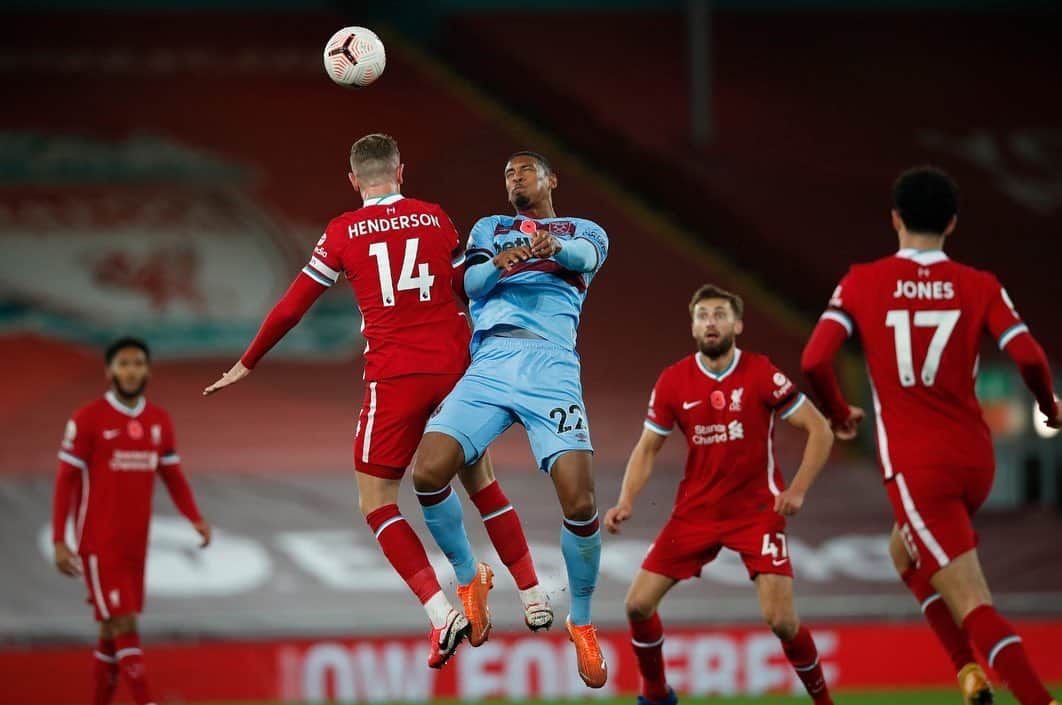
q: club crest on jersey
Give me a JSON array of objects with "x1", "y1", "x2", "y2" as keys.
[
  {"x1": 151, "y1": 424, "x2": 162, "y2": 446},
  {"x1": 62, "y1": 420, "x2": 77, "y2": 450},
  {"x1": 127, "y1": 419, "x2": 144, "y2": 440},
  {"x1": 729, "y1": 388, "x2": 744, "y2": 411},
  {"x1": 548, "y1": 221, "x2": 575, "y2": 235},
  {"x1": 710, "y1": 390, "x2": 726, "y2": 410}
]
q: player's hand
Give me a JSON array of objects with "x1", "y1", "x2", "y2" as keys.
[
  {"x1": 203, "y1": 361, "x2": 250, "y2": 396},
  {"x1": 774, "y1": 487, "x2": 805, "y2": 516},
  {"x1": 833, "y1": 405, "x2": 866, "y2": 441},
  {"x1": 54, "y1": 542, "x2": 82, "y2": 577},
  {"x1": 193, "y1": 521, "x2": 212, "y2": 548},
  {"x1": 530, "y1": 230, "x2": 562, "y2": 259},
  {"x1": 604, "y1": 503, "x2": 632, "y2": 534},
  {"x1": 493, "y1": 246, "x2": 532, "y2": 270}
]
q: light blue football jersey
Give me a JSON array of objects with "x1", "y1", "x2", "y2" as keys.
[{"x1": 464, "y1": 215, "x2": 608, "y2": 352}]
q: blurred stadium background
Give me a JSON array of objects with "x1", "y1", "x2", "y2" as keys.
[{"x1": 1, "y1": 0, "x2": 1060, "y2": 703}]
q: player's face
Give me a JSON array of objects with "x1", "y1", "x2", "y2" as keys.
[
  {"x1": 691, "y1": 299, "x2": 743, "y2": 358},
  {"x1": 107, "y1": 347, "x2": 150, "y2": 399},
  {"x1": 505, "y1": 156, "x2": 555, "y2": 211}
]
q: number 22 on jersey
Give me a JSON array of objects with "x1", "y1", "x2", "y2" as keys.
[
  {"x1": 885, "y1": 309, "x2": 960, "y2": 387},
  {"x1": 368, "y1": 238, "x2": 435, "y2": 306}
]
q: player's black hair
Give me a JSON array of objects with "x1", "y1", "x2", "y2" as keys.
[
  {"x1": 892, "y1": 166, "x2": 959, "y2": 235},
  {"x1": 105, "y1": 336, "x2": 151, "y2": 365},
  {"x1": 508, "y1": 150, "x2": 552, "y2": 175},
  {"x1": 689, "y1": 284, "x2": 744, "y2": 320}
]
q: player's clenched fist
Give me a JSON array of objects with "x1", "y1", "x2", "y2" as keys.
[
  {"x1": 604, "y1": 503, "x2": 632, "y2": 534},
  {"x1": 832, "y1": 405, "x2": 866, "y2": 441},
  {"x1": 203, "y1": 361, "x2": 251, "y2": 396},
  {"x1": 773, "y1": 487, "x2": 806, "y2": 516},
  {"x1": 53, "y1": 542, "x2": 82, "y2": 577},
  {"x1": 531, "y1": 230, "x2": 562, "y2": 259}
]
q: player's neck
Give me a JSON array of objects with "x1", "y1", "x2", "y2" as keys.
[
  {"x1": 516, "y1": 201, "x2": 556, "y2": 219},
  {"x1": 108, "y1": 389, "x2": 143, "y2": 410},
  {"x1": 360, "y1": 183, "x2": 401, "y2": 202},
  {"x1": 697, "y1": 347, "x2": 736, "y2": 374},
  {"x1": 898, "y1": 231, "x2": 945, "y2": 252}
]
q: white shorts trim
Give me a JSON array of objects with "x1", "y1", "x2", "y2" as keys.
[
  {"x1": 88, "y1": 555, "x2": 111, "y2": 620},
  {"x1": 895, "y1": 474, "x2": 950, "y2": 568},
  {"x1": 361, "y1": 381, "x2": 378, "y2": 464}
]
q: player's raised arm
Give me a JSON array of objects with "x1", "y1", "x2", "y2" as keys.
[
  {"x1": 773, "y1": 396, "x2": 834, "y2": 516},
  {"x1": 203, "y1": 264, "x2": 330, "y2": 396},
  {"x1": 801, "y1": 277, "x2": 866, "y2": 439},
  {"x1": 605, "y1": 427, "x2": 669, "y2": 534}
]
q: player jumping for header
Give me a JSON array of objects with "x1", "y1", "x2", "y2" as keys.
[
  {"x1": 412, "y1": 151, "x2": 610, "y2": 687},
  {"x1": 802, "y1": 166, "x2": 1060, "y2": 705},
  {"x1": 53, "y1": 337, "x2": 211, "y2": 705},
  {"x1": 605, "y1": 285, "x2": 836, "y2": 705},
  {"x1": 204, "y1": 134, "x2": 545, "y2": 669}
]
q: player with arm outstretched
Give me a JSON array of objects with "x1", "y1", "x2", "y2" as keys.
[
  {"x1": 52, "y1": 337, "x2": 210, "y2": 705},
  {"x1": 801, "y1": 166, "x2": 1060, "y2": 705},
  {"x1": 605, "y1": 285, "x2": 836, "y2": 705},
  {"x1": 412, "y1": 150, "x2": 609, "y2": 688},
  {"x1": 203, "y1": 134, "x2": 544, "y2": 669}
]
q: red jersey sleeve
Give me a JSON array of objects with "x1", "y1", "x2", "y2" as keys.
[
  {"x1": 802, "y1": 270, "x2": 859, "y2": 425},
  {"x1": 981, "y1": 273, "x2": 1028, "y2": 351},
  {"x1": 53, "y1": 411, "x2": 91, "y2": 543},
  {"x1": 644, "y1": 369, "x2": 677, "y2": 436},
  {"x1": 760, "y1": 358, "x2": 806, "y2": 419},
  {"x1": 156, "y1": 413, "x2": 203, "y2": 524},
  {"x1": 58, "y1": 409, "x2": 93, "y2": 472},
  {"x1": 301, "y1": 223, "x2": 348, "y2": 288},
  {"x1": 439, "y1": 206, "x2": 469, "y2": 305}
]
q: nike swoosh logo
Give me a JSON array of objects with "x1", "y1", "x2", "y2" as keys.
[
  {"x1": 682, "y1": 400, "x2": 703, "y2": 410},
  {"x1": 772, "y1": 558, "x2": 789, "y2": 566},
  {"x1": 102, "y1": 429, "x2": 120, "y2": 439}
]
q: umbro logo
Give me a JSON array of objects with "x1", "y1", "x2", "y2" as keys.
[
  {"x1": 102, "y1": 429, "x2": 120, "y2": 440},
  {"x1": 682, "y1": 400, "x2": 703, "y2": 410}
]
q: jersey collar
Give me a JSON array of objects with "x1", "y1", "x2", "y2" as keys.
[
  {"x1": 104, "y1": 390, "x2": 145, "y2": 417},
  {"x1": 896, "y1": 248, "x2": 949, "y2": 265},
  {"x1": 362, "y1": 193, "x2": 404, "y2": 207},
  {"x1": 695, "y1": 347, "x2": 742, "y2": 382}
]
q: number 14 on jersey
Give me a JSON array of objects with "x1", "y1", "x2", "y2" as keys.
[{"x1": 368, "y1": 238, "x2": 435, "y2": 306}]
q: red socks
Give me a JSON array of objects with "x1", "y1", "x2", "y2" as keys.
[
  {"x1": 964, "y1": 605, "x2": 1053, "y2": 705},
  {"x1": 366, "y1": 504, "x2": 441, "y2": 604},
  {"x1": 629, "y1": 612, "x2": 669, "y2": 701},
  {"x1": 92, "y1": 638, "x2": 118, "y2": 705},
  {"x1": 114, "y1": 632, "x2": 153, "y2": 705},
  {"x1": 781, "y1": 626, "x2": 833, "y2": 705},
  {"x1": 470, "y1": 481, "x2": 539, "y2": 590},
  {"x1": 901, "y1": 565, "x2": 977, "y2": 671}
]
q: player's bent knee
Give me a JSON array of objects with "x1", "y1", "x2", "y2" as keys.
[
  {"x1": 412, "y1": 434, "x2": 463, "y2": 492},
  {"x1": 763, "y1": 608, "x2": 799, "y2": 640},
  {"x1": 625, "y1": 596, "x2": 657, "y2": 622},
  {"x1": 560, "y1": 494, "x2": 597, "y2": 522}
]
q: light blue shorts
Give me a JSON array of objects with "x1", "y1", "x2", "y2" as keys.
[{"x1": 424, "y1": 336, "x2": 594, "y2": 472}]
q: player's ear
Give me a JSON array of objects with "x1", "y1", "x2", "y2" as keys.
[
  {"x1": 396, "y1": 163, "x2": 405, "y2": 186},
  {"x1": 734, "y1": 319, "x2": 744, "y2": 336},
  {"x1": 943, "y1": 214, "x2": 957, "y2": 237},
  {"x1": 548, "y1": 172, "x2": 558, "y2": 190},
  {"x1": 890, "y1": 209, "x2": 904, "y2": 234},
  {"x1": 348, "y1": 172, "x2": 359, "y2": 191}
]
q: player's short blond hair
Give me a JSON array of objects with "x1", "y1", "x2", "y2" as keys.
[
  {"x1": 350, "y1": 133, "x2": 400, "y2": 185},
  {"x1": 689, "y1": 284, "x2": 744, "y2": 320}
]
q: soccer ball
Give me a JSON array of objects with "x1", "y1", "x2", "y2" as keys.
[{"x1": 323, "y1": 26, "x2": 386, "y2": 88}]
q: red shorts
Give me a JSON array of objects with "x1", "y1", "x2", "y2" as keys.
[
  {"x1": 82, "y1": 553, "x2": 144, "y2": 622},
  {"x1": 642, "y1": 511, "x2": 793, "y2": 581},
  {"x1": 355, "y1": 373, "x2": 464, "y2": 479},
  {"x1": 886, "y1": 468, "x2": 993, "y2": 575}
]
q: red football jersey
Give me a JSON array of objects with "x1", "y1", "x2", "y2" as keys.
[
  {"x1": 302, "y1": 194, "x2": 471, "y2": 380},
  {"x1": 57, "y1": 392, "x2": 180, "y2": 559},
  {"x1": 821, "y1": 248, "x2": 1028, "y2": 479},
  {"x1": 645, "y1": 349, "x2": 807, "y2": 521}
]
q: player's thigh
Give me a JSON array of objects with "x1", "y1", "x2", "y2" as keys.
[
  {"x1": 931, "y1": 548, "x2": 993, "y2": 623},
  {"x1": 886, "y1": 470, "x2": 975, "y2": 576},
  {"x1": 355, "y1": 471, "x2": 403, "y2": 516},
  {"x1": 513, "y1": 347, "x2": 594, "y2": 473},
  {"x1": 355, "y1": 375, "x2": 456, "y2": 474},
  {"x1": 549, "y1": 450, "x2": 596, "y2": 520},
  {"x1": 424, "y1": 358, "x2": 518, "y2": 467},
  {"x1": 641, "y1": 518, "x2": 723, "y2": 583},
  {"x1": 82, "y1": 554, "x2": 140, "y2": 622},
  {"x1": 625, "y1": 569, "x2": 679, "y2": 620}
]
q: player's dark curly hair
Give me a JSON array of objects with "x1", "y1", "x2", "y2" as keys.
[
  {"x1": 892, "y1": 166, "x2": 959, "y2": 235},
  {"x1": 689, "y1": 284, "x2": 744, "y2": 320},
  {"x1": 105, "y1": 337, "x2": 150, "y2": 365},
  {"x1": 508, "y1": 150, "x2": 552, "y2": 175}
]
